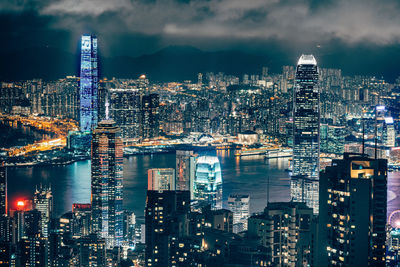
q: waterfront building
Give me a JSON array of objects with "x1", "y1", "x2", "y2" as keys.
[
  {"x1": 383, "y1": 117, "x2": 396, "y2": 147},
  {"x1": 248, "y1": 202, "x2": 315, "y2": 266},
  {"x1": 148, "y1": 168, "x2": 175, "y2": 191},
  {"x1": 291, "y1": 54, "x2": 320, "y2": 214},
  {"x1": 80, "y1": 35, "x2": 99, "y2": 132},
  {"x1": 318, "y1": 153, "x2": 387, "y2": 266},
  {"x1": 194, "y1": 156, "x2": 223, "y2": 210},
  {"x1": 0, "y1": 163, "x2": 6, "y2": 216},
  {"x1": 228, "y1": 194, "x2": 250, "y2": 233},
  {"x1": 109, "y1": 88, "x2": 142, "y2": 139},
  {"x1": 175, "y1": 150, "x2": 197, "y2": 196},
  {"x1": 91, "y1": 120, "x2": 124, "y2": 248},
  {"x1": 33, "y1": 185, "x2": 53, "y2": 238}
]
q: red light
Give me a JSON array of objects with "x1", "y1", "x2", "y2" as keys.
[{"x1": 17, "y1": 201, "x2": 25, "y2": 207}]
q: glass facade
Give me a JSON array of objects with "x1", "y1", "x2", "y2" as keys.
[
  {"x1": 80, "y1": 35, "x2": 98, "y2": 132},
  {"x1": 291, "y1": 54, "x2": 320, "y2": 214},
  {"x1": 91, "y1": 120, "x2": 123, "y2": 248},
  {"x1": 194, "y1": 156, "x2": 222, "y2": 210}
]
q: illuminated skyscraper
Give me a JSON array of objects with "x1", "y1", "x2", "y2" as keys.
[
  {"x1": 80, "y1": 35, "x2": 99, "y2": 132},
  {"x1": 33, "y1": 185, "x2": 53, "y2": 238},
  {"x1": 194, "y1": 156, "x2": 223, "y2": 210},
  {"x1": 141, "y1": 93, "x2": 160, "y2": 139},
  {"x1": 291, "y1": 54, "x2": 320, "y2": 214},
  {"x1": 91, "y1": 120, "x2": 123, "y2": 248}
]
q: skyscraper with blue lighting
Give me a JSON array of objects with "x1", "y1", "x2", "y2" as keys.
[
  {"x1": 80, "y1": 35, "x2": 98, "y2": 132},
  {"x1": 194, "y1": 156, "x2": 223, "y2": 210}
]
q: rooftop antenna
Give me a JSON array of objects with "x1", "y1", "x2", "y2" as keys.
[{"x1": 362, "y1": 109, "x2": 365, "y2": 156}]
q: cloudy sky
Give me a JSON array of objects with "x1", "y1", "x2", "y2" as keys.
[{"x1": 2, "y1": 0, "x2": 400, "y2": 78}]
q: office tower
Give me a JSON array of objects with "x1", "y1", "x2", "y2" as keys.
[
  {"x1": 148, "y1": 168, "x2": 175, "y2": 191},
  {"x1": 109, "y1": 88, "x2": 142, "y2": 139},
  {"x1": 71, "y1": 203, "x2": 92, "y2": 238},
  {"x1": 248, "y1": 202, "x2": 314, "y2": 266},
  {"x1": 194, "y1": 156, "x2": 223, "y2": 210},
  {"x1": 80, "y1": 34, "x2": 99, "y2": 132},
  {"x1": 175, "y1": 150, "x2": 196, "y2": 196},
  {"x1": 203, "y1": 207, "x2": 233, "y2": 233},
  {"x1": 33, "y1": 185, "x2": 53, "y2": 238},
  {"x1": 141, "y1": 93, "x2": 159, "y2": 139},
  {"x1": 228, "y1": 194, "x2": 250, "y2": 233},
  {"x1": 145, "y1": 190, "x2": 190, "y2": 266},
  {"x1": 91, "y1": 120, "x2": 124, "y2": 248},
  {"x1": 291, "y1": 54, "x2": 320, "y2": 214},
  {"x1": 0, "y1": 163, "x2": 6, "y2": 216},
  {"x1": 318, "y1": 153, "x2": 387, "y2": 266},
  {"x1": 23, "y1": 209, "x2": 42, "y2": 237}
]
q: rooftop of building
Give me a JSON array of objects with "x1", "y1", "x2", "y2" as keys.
[{"x1": 298, "y1": 54, "x2": 317, "y2": 66}]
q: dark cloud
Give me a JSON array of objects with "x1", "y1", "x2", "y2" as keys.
[{"x1": 1, "y1": 0, "x2": 400, "y2": 80}]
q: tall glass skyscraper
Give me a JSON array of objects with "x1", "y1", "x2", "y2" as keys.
[
  {"x1": 91, "y1": 120, "x2": 123, "y2": 248},
  {"x1": 194, "y1": 156, "x2": 222, "y2": 209},
  {"x1": 80, "y1": 35, "x2": 99, "y2": 132},
  {"x1": 291, "y1": 54, "x2": 320, "y2": 214}
]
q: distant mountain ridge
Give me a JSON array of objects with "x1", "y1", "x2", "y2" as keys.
[{"x1": 0, "y1": 45, "x2": 400, "y2": 82}]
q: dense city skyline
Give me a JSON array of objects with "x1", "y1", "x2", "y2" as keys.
[{"x1": 1, "y1": 2, "x2": 400, "y2": 265}]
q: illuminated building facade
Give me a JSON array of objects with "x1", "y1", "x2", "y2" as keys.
[
  {"x1": 248, "y1": 202, "x2": 314, "y2": 266},
  {"x1": 147, "y1": 168, "x2": 175, "y2": 191},
  {"x1": 291, "y1": 54, "x2": 320, "y2": 214},
  {"x1": 145, "y1": 189, "x2": 190, "y2": 266},
  {"x1": 318, "y1": 153, "x2": 387, "y2": 266},
  {"x1": 91, "y1": 120, "x2": 123, "y2": 248},
  {"x1": 194, "y1": 156, "x2": 222, "y2": 210},
  {"x1": 109, "y1": 88, "x2": 142, "y2": 139},
  {"x1": 33, "y1": 185, "x2": 53, "y2": 238},
  {"x1": 175, "y1": 150, "x2": 196, "y2": 196},
  {"x1": 80, "y1": 35, "x2": 99, "y2": 132},
  {"x1": 228, "y1": 194, "x2": 250, "y2": 233},
  {"x1": 141, "y1": 93, "x2": 160, "y2": 139}
]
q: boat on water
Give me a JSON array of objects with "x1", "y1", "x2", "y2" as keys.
[{"x1": 235, "y1": 147, "x2": 272, "y2": 156}]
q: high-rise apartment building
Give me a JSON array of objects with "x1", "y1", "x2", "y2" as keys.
[
  {"x1": 194, "y1": 156, "x2": 223, "y2": 210},
  {"x1": 291, "y1": 54, "x2": 320, "y2": 214},
  {"x1": 109, "y1": 88, "x2": 142, "y2": 139},
  {"x1": 318, "y1": 153, "x2": 387, "y2": 266},
  {"x1": 228, "y1": 194, "x2": 250, "y2": 233},
  {"x1": 141, "y1": 93, "x2": 159, "y2": 139},
  {"x1": 91, "y1": 120, "x2": 124, "y2": 248},
  {"x1": 80, "y1": 35, "x2": 99, "y2": 132},
  {"x1": 248, "y1": 202, "x2": 315, "y2": 267}
]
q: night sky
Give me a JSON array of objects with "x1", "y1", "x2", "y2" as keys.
[{"x1": 2, "y1": 0, "x2": 400, "y2": 81}]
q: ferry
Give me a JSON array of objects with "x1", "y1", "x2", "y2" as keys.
[
  {"x1": 265, "y1": 149, "x2": 293, "y2": 159},
  {"x1": 235, "y1": 147, "x2": 271, "y2": 156}
]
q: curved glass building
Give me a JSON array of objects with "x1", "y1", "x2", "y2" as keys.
[{"x1": 194, "y1": 156, "x2": 223, "y2": 210}]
